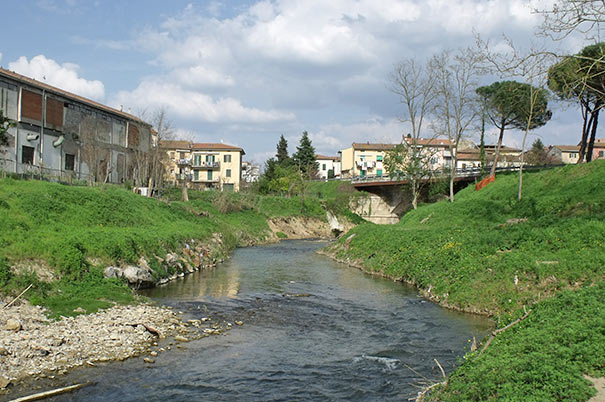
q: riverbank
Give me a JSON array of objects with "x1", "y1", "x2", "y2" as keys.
[
  {"x1": 322, "y1": 161, "x2": 605, "y2": 401},
  {"x1": 0, "y1": 179, "x2": 358, "y2": 393}
]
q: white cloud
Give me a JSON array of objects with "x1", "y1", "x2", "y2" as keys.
[
  {"x1": 172, "y1": 65, "x2": 235, "y2": 89},
  {"x1": 8, "y1": 55, "x2": 105, "y2": 100},
  {"x1": 111, "y1": 80, "x2": 294, "y2": 124}
]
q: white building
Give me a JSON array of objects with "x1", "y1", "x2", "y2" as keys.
[{"x1": 315, "y1": 154, "x2": 341, "y2": 179}]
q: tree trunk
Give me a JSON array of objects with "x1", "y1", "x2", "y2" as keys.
[
  {"x1": 578, "y1": 104, "x2": 592, "y2": 164},
  {"x1": 479, "y1": 115, "x2": 486, "y2": 177},
  {"x1": 489, "y1": 123, "x2": 505, "y2": 177},
  {"x1": 449, "y1": 155, "x2": 457, "y2": 203},
  {"x1": 181, "y1": 173, "x2": 189, "y2": 202},
  {"x1": 586, "y1": 107, "x2": 600, "y2": 162},
  {"x1": 412, "y1": 181, "x2": 419, "y2": 210}
]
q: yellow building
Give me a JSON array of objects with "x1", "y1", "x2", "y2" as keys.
[
  {"x1": 339, "y1": 143, "x2": 395, "y2": 178},
  {"x1": 160, "y1": 140, "x2": 245, "y2": 191},
  {"x1": 339, "y1": 139, "x2": 453, "y2": 178}
]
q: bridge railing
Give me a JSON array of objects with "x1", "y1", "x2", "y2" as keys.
[{"x1": 350, "y1": 164, "x2": 563, "y2": 184}]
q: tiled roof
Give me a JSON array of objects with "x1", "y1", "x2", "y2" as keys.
[
  {"x1": 159, "y1": 140, "x2": 192, "y2": 149},
  {"x1": 192, "y1": 143, "x2": 245, "y2": 153},
  {"x1": 316, "y1": 154, "x2": 340, "y2": 161},
  {"x1": 352, "y1": 143, "x2": 397, "y2": 151},
  {"x1": 0, "y1": 67, "x2": 150, "y2": 126},
  {"x1": 159, "y1": 140, "x2": 245, "y2": 154},
  {"x1": 405, "y1": 138, "x2": 452, "y2": 147},
  {"x1": 553, "y1": 145, "x2": 580, "y2": 152}
]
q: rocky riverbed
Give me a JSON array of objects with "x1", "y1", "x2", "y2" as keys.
[{"x1": 0, "y1": 298, "x2": 228, "y2": 393}]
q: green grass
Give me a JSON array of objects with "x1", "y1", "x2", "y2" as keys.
[
  {"x1": 435, "y1": 283, "x2": 604, "y2": 401},
  {"x1": 0, "y1": 179, "x2": 354, "y2": 316},
  {"x1": 326, "y1": 161, "x2": 605, "y2": 401},
  {"x1": 329, "y1": 161, "x2": 605, "y2": 316}
]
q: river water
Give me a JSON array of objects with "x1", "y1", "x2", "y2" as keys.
[{"x1": 12, "y1": 240, "x2": 491, "y2": 401}]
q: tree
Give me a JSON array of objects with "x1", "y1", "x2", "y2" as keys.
[
  {"x1": 536, "y1": 0, "x2": 605, "y2": 41},
  {"x1": 431, "y1": 48, "x2": 482, "y2": 202},
  {"x1": 548, "y1": 43, "x2": 605, "y2": 163},
  {"x1": 476, "y1": 81, "x2": 551, "y2": 177},
  {"x1": 384, "y1": 138, "x2": 435, "y2": 210},
  {"x1": 526, "y1": 139, "x2": 554, "y2": 165},
  {"x1": 292, "y1": 131, "x2": 318, "y2": 177},
  {"x1": 389, "y1": 57, "x2": 440, "y2": 209},
  {"x1": 276, "y1": 135, "x2": 291, "y2": 167},
  {"x1": 0, "y1": 110, "x2": 12, "y2": 147},
  {"x1": 147, "y1": 107, "x2": 174, "y2": 196}
]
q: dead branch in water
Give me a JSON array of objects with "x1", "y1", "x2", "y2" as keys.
[{"x1": 8, "y1": 382, "x2": 91, "y2": 402}]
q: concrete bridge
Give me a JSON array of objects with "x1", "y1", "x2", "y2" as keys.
[{"x1": 349, "y1": 165, "x2": 560, "y2": 224}]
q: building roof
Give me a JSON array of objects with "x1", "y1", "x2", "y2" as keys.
[
  {"x1": 351, "y1": 143, "x2": 397, "y2": 151},
  {"x1": 405, "y1": 138, "x2": 452, "y2": 147},
  {"x1": 316, "y1": 154, "x2": 340, "y2": 161},
  {"x1": 553, "y1": 145, "x2": 580, "y2": 152},
  {"x1": 482, "y1": 144, "x2": 522, "y2": 153},
  {"x1": 0, "y1": 67, "x2": 150, "y2": 126},
  {"x1": 192, "y1": 143, "x2": 245, "y2": 153},
  {"x1": 159, "y1": 140, "x2": 245, "y2": 154},
  {"x1": 351, "y1": 138, "x2": 452, "y2": 151}
]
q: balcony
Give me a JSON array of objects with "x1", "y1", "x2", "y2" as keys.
[
  {"x1": 191, "y1": 175, "x2": 220, "y2": 183},
  {"x1": 192, "y1": 160, "x2": 220, "y2": 169}
]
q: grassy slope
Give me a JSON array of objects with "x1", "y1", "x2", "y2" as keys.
[
  {"x1": 0, "y1": 179, "x2": 337, "y2": 317},
  {"x1": 326, "y1": 161, "x2": 605, "y2": 401}
]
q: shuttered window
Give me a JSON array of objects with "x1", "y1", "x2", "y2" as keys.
[{"x1": 21, "y1": 89, "x2": 43, "y2": 122}]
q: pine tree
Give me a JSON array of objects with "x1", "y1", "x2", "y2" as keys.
[
  {"x1": 292, "y1": 131, "x2": 318, "y2": 176},
  {"x1": 276, "y1": 135, "x2": 290, "y2": 166}
]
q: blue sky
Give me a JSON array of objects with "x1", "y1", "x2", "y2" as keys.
[{"x1": 1, "y1": 0, "x2": 601, "y2": 163}]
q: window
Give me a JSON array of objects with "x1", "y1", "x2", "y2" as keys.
[
  {"x1": 224, "y1": 154, "x2": 231, "y2": 163},
  {"x1": 206, "y1": 154, "x2": 215, "y2": 163},
  {"x1": 207, "y1": 170, "x2": 213, "y2": 180},
  {"x1": 179, "y1": 152, "x2": 187, "y2": 159},
  {"x1": 65, "y1": 154, "x2": 75, "y2": 171},
  {"x1": 377, "y1": 169, "x2": 382, "y2": 177},
  {"x1": 322, "y1": 164, "x2": 326, "y2": 171},
  {"x1": 194, "y1": 170, "x2": 199, "y2": 181},
  {"x1": 22, "y1": 146, "x2": 34, "y2": 165},
  {"x1": 376, "y1": 155, "x2": 383, "y2": 161},
  {"x1": 599, "y1": 151, "x2": 604, "y2": 158},
  {"x1": 193, "y1": 154, "x2": 202, "y2": 166},
  {"x1": 170, "y1": 152, "x2": 175, "y2": 159},
  {"x1": 570, "y1": 152, "x2": 577, "y2": 158},
  {"x1": 226, "y1": 169, "x2": 231, "y2": 178}
]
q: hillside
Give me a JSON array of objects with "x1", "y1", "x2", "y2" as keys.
[{"x1": 324, "y1": 161, "x2": 605, "y2": 401}]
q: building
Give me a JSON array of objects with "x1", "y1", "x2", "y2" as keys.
[
  {"x1": 241, "y1": 161, "x2": 260, "y2": 183},
  {"x1": 339, "y1": 139, "x2": 453, "y2": 178},
  {"x1": 457, "y1": 145, "x2": 522, "y2": 169},
  {"x1": 547, "y1": 139, "x2": 605, "y2": 164},
  {"x1": 0, "y1": 68, "x2": 152, "y2": 184},
  {"x1": 160, "y1": 140, "x2": 245, "y2": 191},
  {"x1": 315, "y1": 154, "x2": 341, "y2": 179},
  {"x1": 547, "y1": 145, "x2": 580, "y2": 164}
]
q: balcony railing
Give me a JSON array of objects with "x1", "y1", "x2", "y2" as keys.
[
  {"x1": 191, "y1": 160, "x2": 220, "y2": 169},
  {"x1": 191, "y1": 175, "x2": 220, "y2": 183}
]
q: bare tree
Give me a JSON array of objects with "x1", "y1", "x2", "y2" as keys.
[
  {"x1": 147, "y1": 107, "x2": 174, "y2": 196},
  {"x1": 475, "y1": 37, "x2": 553, "y2": 200},
  {"x1": 431, "y1": 48, "x2": 483, "y2": 202},
  {"x1": 388, "y1": 58, "x2": 440, "y2": 209},
  {"x1": 535, "y1": 0, "x2": 604, "y2": 41},
  {"x1": 79, "y1": 114, "x2": 110, "y2": 186}
]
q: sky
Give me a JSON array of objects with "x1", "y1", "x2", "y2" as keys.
[{"x1": 0, "y1": 0, "x2": 601, "y2": 164}]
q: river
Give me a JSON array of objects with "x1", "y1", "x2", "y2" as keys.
[{"x1": 14, "y1": 240, "x2": 491, "y2": 401}]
